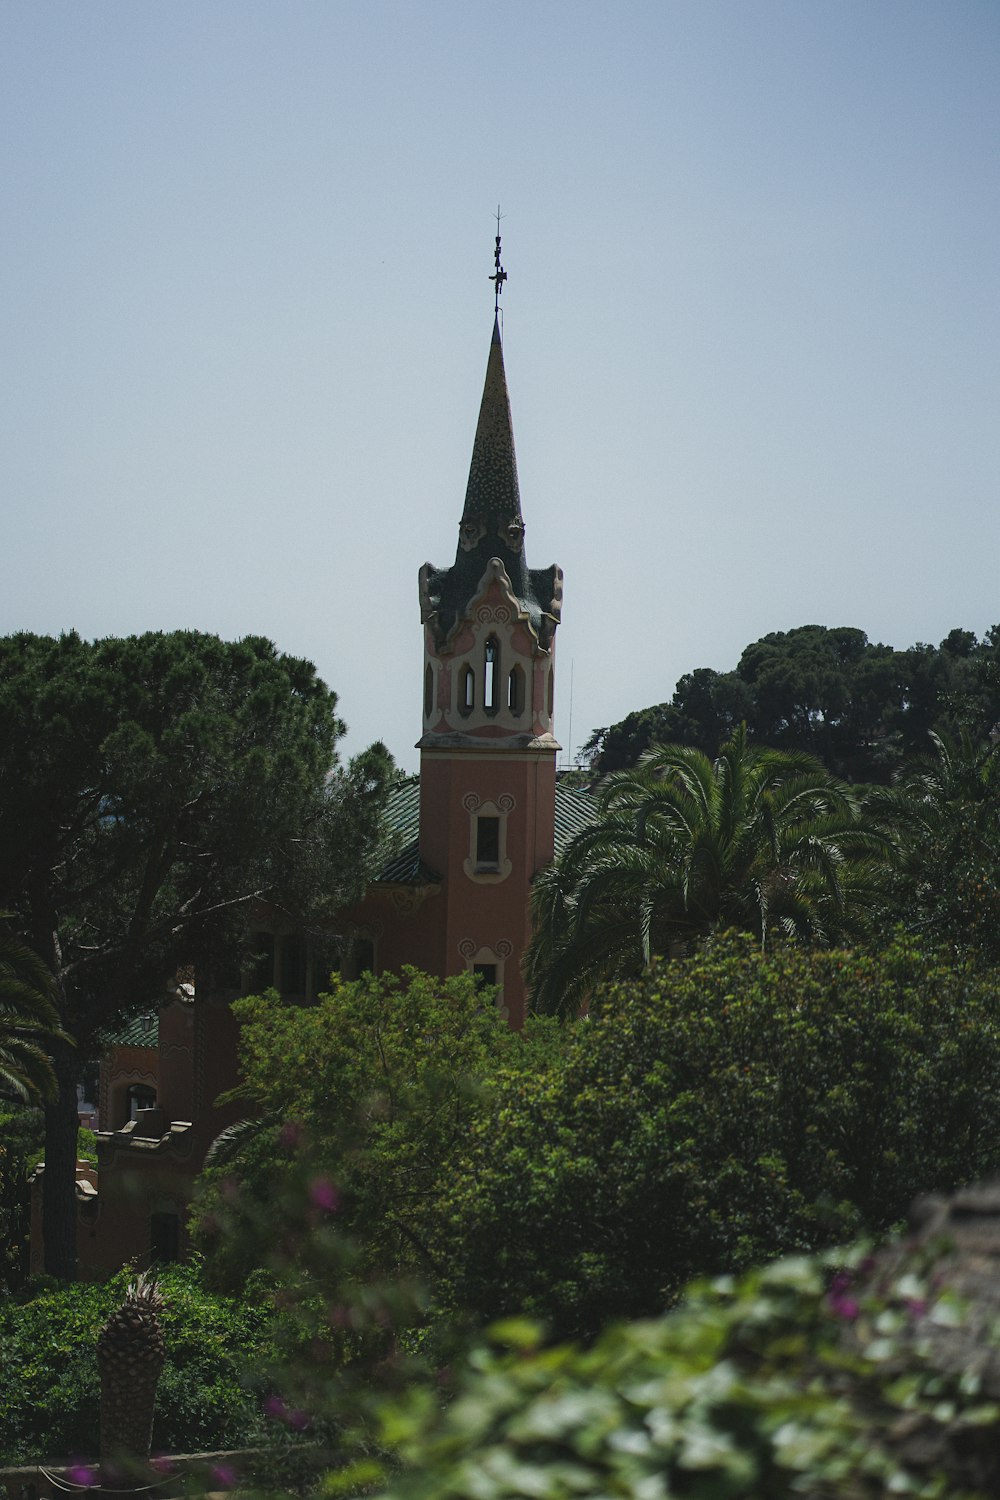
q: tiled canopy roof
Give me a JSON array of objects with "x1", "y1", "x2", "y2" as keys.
[
  {"x1": 375, "y1": 775, "x2": 596, "y2": 885},
  {"x1": 104, "y1": 1011, "x2": 159, "y2": 1048}
]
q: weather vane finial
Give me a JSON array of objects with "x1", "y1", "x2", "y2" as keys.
[{"x1": 489, "y1": 204, "x2": 507, "y2": 312}]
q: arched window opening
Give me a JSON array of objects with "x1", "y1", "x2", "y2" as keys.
[
  {"x1": 547, "y1": 667, "x2": 554, "y2": 719},
  {"x1": 484, "y1": 637, "x2": 499, "y2": 712},
  {"x1": 460, "y1": 665, "x2": 475, "y2": 716},
  {"x1": 424, "y1": 663, "x2": 434, "y2": 719},
  {"x1": 507, "y1": 664, "x2": 525, "y2": 715}
]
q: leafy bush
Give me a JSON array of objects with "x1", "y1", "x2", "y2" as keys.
[
  {"x1": 374, "y1": 1239, "x2": 998, "y2": 1500},
  {"x1": 0, "y1": 1263, "x2": 269, "y2": 1465},
  {"x1": 192, "y1": 968, "x2": 562, "y2": 1293},
  {"x1": 437, "y1": 932, "x2": 1000, "y2": 1337}
]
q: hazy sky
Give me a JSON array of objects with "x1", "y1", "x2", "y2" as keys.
[{"x1": 3, "y1": 2, "x2": 998, "y2": 772}]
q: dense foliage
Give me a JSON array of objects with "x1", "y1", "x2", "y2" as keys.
[
  {"x1": 374, "y1": 1241, "x2": 996, "y2": 1500},
  {"x1": 869, "y1": 729, "x2": 1000, "y2": 965},
  {"x1": 0, "y1": 1105, "x2": 43, "y2": 1291},
  {"x1": 0, "y1": 629, "x2": 395, "y2": 1277},
  {"x1": 585, "y1": 622, "x2": 1000, "y2": 779},
  {"x1": 0, "y1": 1264, "x2": 269, "y2": 1465},
  {"x1": 439, "y1": 934, "x2": 1000, "y2": 1340},
  {"x1": 528, "y1": 727, "x2": 890, "y2": 1017},
  {"x1": 191, "y1": 968, "x2": 558, "y2": 1293}
]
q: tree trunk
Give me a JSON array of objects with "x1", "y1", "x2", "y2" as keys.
[{"x1": 42, "y1": 1037, "x2": 81, "y2": 1281}]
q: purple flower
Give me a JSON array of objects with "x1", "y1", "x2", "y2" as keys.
[
  {"x1": 151, "y1": 1457, "x2": 177, "y2": 1476},
  {"x1": 287, "y1": 1408, "x2": 309, "y2": 1432},
  {"x1": 66, "y1": 1465, "x2": 98, "y2": 1488},
  {"x1": 263, "y1": 1394, "x2": 287, "y2": 1421},
  {"x1": 309, "y1": 1175, "x2": 340, "y2": 1213},
  {"x1": 210, "y1": 1463, "x2": 238, "y2": 1489},
  {"x1": 905, "y1": 1298, "x2": 928, "y2": 1319},
  {"x1": 828, "y1": 1292, "x2": 860, "y2": 1320}
]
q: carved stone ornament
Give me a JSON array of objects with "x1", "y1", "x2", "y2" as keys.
[
  {"x1": 459, "y1": 517, "x2": 487, "y2": 552},
  {"x1": 462, "y1": 792, "x2": 482, "y2": 813},
  {"x1": 458, "y1": 938, "x2": 477, "y2": 960},
  {"x1": 476, "y1": 604, "x2": 512, "y2": 627},
  {"x1": 387, "y1": 885, "x2": 439, "y2": 918},
  {"x1": 503, "y1": 516, "x2": 525, "y2": 552}
]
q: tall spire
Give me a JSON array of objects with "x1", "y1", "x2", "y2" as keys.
[
  {"x1": 418, "y1": 230, "x2": 562, "y2": 652},
  {"x1": 458, "y1": 315, "x2": 524, "y2": 559}
]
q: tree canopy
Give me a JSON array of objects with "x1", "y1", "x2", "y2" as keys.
[
  {"x1": 0, "y1": 629, "x2": 395, "y2": 1277},
  {"x1": 584, "y1": 623, "x2": 1000, "y2": 780},
  {"x1": 441, "y1": 933, "x2": 1000, "y2": 1341}
]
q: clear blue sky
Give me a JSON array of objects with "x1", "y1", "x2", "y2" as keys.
[{"x1": 3, "y1": 2, "x2": 998, "y2": 772}]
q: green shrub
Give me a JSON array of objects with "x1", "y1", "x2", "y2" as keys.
[
  {"x1": 192, "y1": 969, "x2": 562, "y2": 1294},
  {"x1": 0, "y1": 1263, "x2": 269, "y2": 1465},
  {"x1": 374, "y1": 1241, "x2": 995, "y2": 1500}
]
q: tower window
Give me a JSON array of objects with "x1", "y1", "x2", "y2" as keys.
[
  {"x1": 508, "y1": 664, "x2": 525, "y2": 715},
  {"x1": 473, "y1": 963, "x2": 498, "y2": 990},
  {"x1": 424, "y1": 663, "x2": 434, "y2": 719},
  {"x1": 484, "y1": 637, "x2": 499, "y2": 712},
  {"x1": 460, "y1": 665, "x2": 475, "y2": 716},
  {"x1": 476, "y1": 815, "x2": 500, "y2": 867}
]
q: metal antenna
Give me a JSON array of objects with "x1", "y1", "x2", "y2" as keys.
[{"x1": 489, "y1": 204, "x2": 507, "y2": 312}]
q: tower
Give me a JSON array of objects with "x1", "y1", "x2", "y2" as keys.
[{"x1": 416, "y1": 282, "x2": 563, "y2": 1024}]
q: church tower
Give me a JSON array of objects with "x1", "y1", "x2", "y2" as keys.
[{"x1": 416, "y1": 252, "x2": 562, "y2": 1024}]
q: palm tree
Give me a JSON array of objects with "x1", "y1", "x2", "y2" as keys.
[
  {"x1": 867, "y1": 728, "x2": 1000, "y2": 958},
  {"x1": 0, "y1": 919, "x2": 66, "y2": 1103},
  {"x1": 527, "y1": 726, "x2": 891, "y2": 1017},
  {"x1": 97, "y1": 1271, "x2": 167, "y2": 1484}
]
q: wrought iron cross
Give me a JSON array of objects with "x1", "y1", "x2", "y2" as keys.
[{"x1": 489, "y1": 204, "x2": 507, "y2": 311}]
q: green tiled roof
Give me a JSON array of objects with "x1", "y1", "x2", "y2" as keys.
[
  {"x1": 553, "y1": 783, "x2": 599, "y2": 856},
  {"x1": 375, "y1": 775, "x2": 596, "y2": 884},
  {"x1": 105, "y1": 1012, "x2": 159, "y2": 1048},
  {"x1": 377, "y1": 777, "x2": 429, "y2": 883}
]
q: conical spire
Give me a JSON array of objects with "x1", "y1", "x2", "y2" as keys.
[
  {"x1": 419, "y1": 317, "x2": 562, "y2": 651},
  {"x1": 458, "y1": 315, "x2": 524, "y2": 551}
]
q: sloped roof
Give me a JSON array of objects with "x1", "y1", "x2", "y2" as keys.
[
  {"x1": 104, "y1": 1012, "x2": 159, "y2": 1048},
  {"x1": 375, "y1": 775, "x2": 596, "y2": 885},
  {"x1": 553, "y1": 783, "x2": 599, "y2": 857}
]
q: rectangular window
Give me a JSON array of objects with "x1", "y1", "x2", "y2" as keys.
[
  {"x1": 476, "y1": 815, "x2": 500, "y2": 866},
  {"x1": 150, "y1": 1212, "x2": 180, "y2": 1264},
  {"x1": 473, "y1": 963, "x2": 497, "y2": 989}
]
